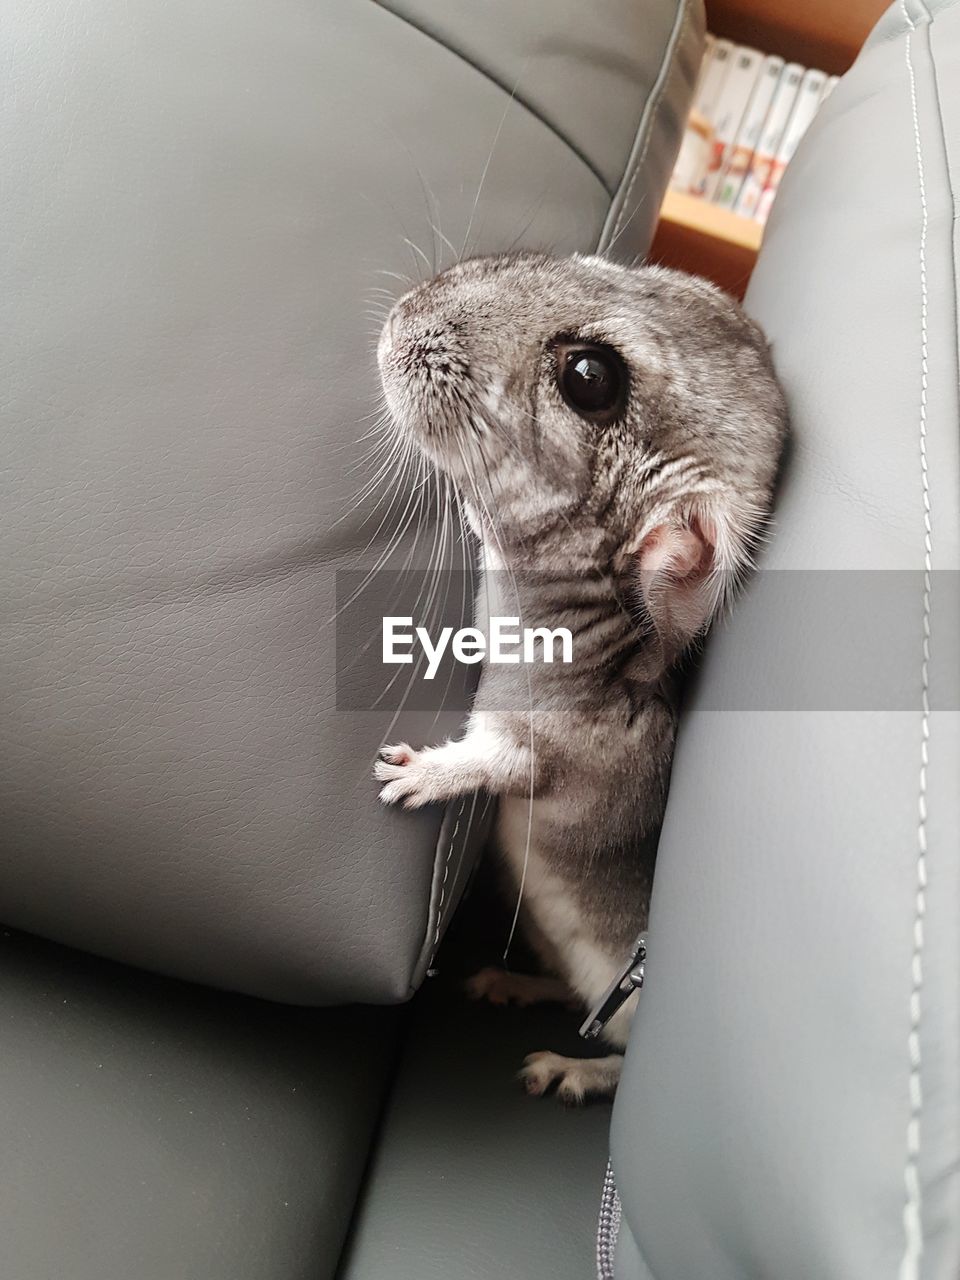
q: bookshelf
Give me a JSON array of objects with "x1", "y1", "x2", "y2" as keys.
[
  {"x1": 651, "y1": 190, "x2": 762, "y2": 299},
  {"x1": 650, "y1": 0, "x2": 890, "y2": 297}
]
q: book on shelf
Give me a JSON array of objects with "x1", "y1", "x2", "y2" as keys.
[
  {"x1": 714, "y1": 54, "x2": 784, "y2": 210},
  {"x1": 755, "y1": 67, "x2": 828, "y2": 224},
  {"x1": 700, "y1": 45, "x2": 764, "y2": 201},
  {"x1": 692, "y1": 31, "x2": 718, "y2": 101},
  {"x1": 695, "y1": 36, "x2": 734, "y2": 129},
  {"x1": 668, "y1": 38, "x2": 838, "y2": 229},
  {"x1": 670, "y1": 35, "x2": 729, "y2": 195},
  {"x1": 734, "y1": 61, "x2": 804, "y2": 219}
]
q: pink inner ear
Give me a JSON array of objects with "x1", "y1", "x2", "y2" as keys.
[
  {"x1": 638, "y1": 523, "x2": 709, "y2": 581},
  {"x1": 634, "y1": 520, "x2": 718, "y2": 647}
]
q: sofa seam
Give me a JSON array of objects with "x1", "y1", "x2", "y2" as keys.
[
  {"x1": 596, "y1": 0, "x2": 694, "y2": 255},
  {"x1": 370, "y1": 0, "x2": 612, "y2": 198},
  {"x1": 431, "y1": 795, "x2": 464, "y2": 957},
  {"x1": 922, "y1": 12, "x2": 960, "y2": 1268},
  {"x1": 898, "y1": 3, "x2": 934, "y2": 1278},
  {"x1": 408, "y1": 786, "x2": 485, "y2": 998},
  {"x1": 405, "y1": 800, "x2": 459, "y2": 998}
]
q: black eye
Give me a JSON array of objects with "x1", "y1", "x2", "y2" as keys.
[{"x1": 556, "y1": 344, "x2": 626, "y2": 421}]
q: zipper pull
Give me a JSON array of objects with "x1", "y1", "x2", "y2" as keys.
[{"x1": 579, "y1": 933, "x2": 647, "y2": 1040}]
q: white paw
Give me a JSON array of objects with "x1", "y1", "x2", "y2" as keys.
[
  {"x1": 466, "y1": 967, "x2": 529, "y2": 1006},
  {"x1": 466, "y1": 967, "x2": 574, "y2": 1008},
  {"x1": 519, "y1": 1051, "x2": 622, "y2": 1104},
  {"x1": 374, "y1": 743, "x2": 434, "y2": 809}
]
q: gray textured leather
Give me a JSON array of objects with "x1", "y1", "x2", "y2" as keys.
[
  {"x1": 378, "y1": 0, "x2": 705, "y2": 256},
  {"x1": 338, "y1": 979, "x2": 612, "y2": 1280},
  {"x1": 0, "y1": 0, "x2": 700, "y2": 1002},
  {"x1": 0, "y1": 929, "x2": 399, "y2": 1280},
  {"x1": 612, "y1": 3, "x2": 960, "y2": 1277}
]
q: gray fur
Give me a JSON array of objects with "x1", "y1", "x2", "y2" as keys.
[{"x1": 374, "y1": 252, "x2": 787, "y2": 1098}]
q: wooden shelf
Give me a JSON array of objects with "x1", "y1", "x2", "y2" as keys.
[
  {"x1": 658, "y1": 190, "x2": 763, "y2": 253},
  {"x1": 650, "y1": 1, "x2": 891, "y2": 296},
  {"x1": 649, "y1": 190, "x2": 762, "y2": 300},
  {"x1": 705, "y1": 0, "x2": 889, "y2": 77}
]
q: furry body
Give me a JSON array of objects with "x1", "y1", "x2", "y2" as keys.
[{"x1": 374, "y1": 253, "x2": 787, "y2": 1097}]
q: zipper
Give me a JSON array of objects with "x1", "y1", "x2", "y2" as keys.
[
  {"x1": 596, "y1": 1159, "x2": 622, "y2": 1280},
  {"x1": 592, "y1": 933, "x2": 647, "y2": 1276}
]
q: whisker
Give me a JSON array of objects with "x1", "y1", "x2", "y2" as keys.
[
  {"x1": 460, "y1": 58, "x2": 530, "y2": 262},
  {"x1": 328, "y1": 444, "x2": 426, "y2": 624},
  {"x1": 429, "y1": 476, "x2": 476, "y2": 731},
  {"x1": 376, "y1": 268, "x2": 416, "y2": 287},
  {"x1": 601, "y1": 189, "x2": 651, "y2": 261},
  {"x1": 452, "y1": 436, "x2": 536, "y2": 969},
  {"x1": 402, "y1": 235, "x2": 434, "y2": 278},
  {"x1": 377, "y1": 465, "x2": 459, "y2": 739}
]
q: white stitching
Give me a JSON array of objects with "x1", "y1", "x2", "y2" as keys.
[
  {"x1": 899, "y1": 4, "x2": 932, "y2": 1278},
  {"x1": 429, "y1": 795, "x2": 466, "y2": 961},
  {"x1": 605, "y1": 0, "x2": 692, "y2": 250}
]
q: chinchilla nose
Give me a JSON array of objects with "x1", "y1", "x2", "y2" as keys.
[{"x1": 379, "y1": 298, "x2": 461, "y2": 380}]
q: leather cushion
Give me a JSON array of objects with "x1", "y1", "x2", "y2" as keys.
[
  {"x1": 0, "y1": 929, "x2": 400, "y2": 1280},
  {"x1": 611, "y1": 3, "x2": 960, "y2": 1277},
  {"x1": 0, "y1": 0, "x2": 700, "y2": 1002}
]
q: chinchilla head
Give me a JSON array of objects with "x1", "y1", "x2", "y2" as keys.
[{"x1": 378, "y1": 251, "x2": 787, "y2": 650}]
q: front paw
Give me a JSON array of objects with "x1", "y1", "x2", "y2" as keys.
[
  {"x1": 374, "y1": 743, "x2": 433, "y2": 809},
  {"x1": 466, "y1": 967, "x2": 576, "y2": 1008},
  {"x1": 519, "y1": 1051, "x2": 622, "y2": 1104}
]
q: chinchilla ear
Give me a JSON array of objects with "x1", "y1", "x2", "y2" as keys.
[{"x1": 630, "y1": 496, "x2": 766, "y2": 653}]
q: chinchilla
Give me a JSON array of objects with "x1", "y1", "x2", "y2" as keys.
[{"x1": 374, "y1": 252, "x2": 787, "y2": 1102}]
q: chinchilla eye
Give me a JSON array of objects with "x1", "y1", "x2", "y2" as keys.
[{"x1": 556, "y1": 343, "x2": 627, "y2": 421}]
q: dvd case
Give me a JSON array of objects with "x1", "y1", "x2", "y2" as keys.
[
  {"x1": 668, "y1": 35, "x2": 840, "y2": 231},
  {"x1": 734, "y1": 61, "x2": 803, "y2": 220},
  {"x1": 755, "y1": 67, "x2": 827, "y2": 225},
  {"x1": 669, "y1": 37, "x2": 718, "y2": 193},
  {"x1": 694, "y1": 36, "x2": 734, "y2": 126},
  {"x1": 686, "y1": 39, "x2": 736, "y2": 196},
  {"x1": 700, "y1": 45, "x2": 764, "y2": 201},
  {"x1": 714, "y1": 54, "x2": 785, "y2": 209}
]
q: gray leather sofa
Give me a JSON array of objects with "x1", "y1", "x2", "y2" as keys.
[
  {"x1": 615, "y1": 5, "x2": 960, "y2": 1277},
  {"x1": 1, "y1": 1, "x2": 957, "y2": 1278}
]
